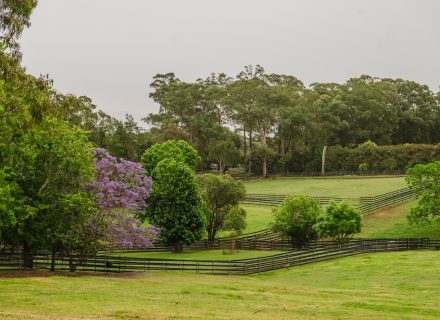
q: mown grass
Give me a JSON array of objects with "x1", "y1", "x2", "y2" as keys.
[
  {"x1": 244, "y1": 176, "x2": 407, "y2": 197},
  {"x1": 110, "y1": 249, "x2": 283, "y2": 260},
  {"x1": 1, "y1": 251, "x2": 439, "y2": 319},
  {"x1": 241, "y1": 203, "x2": 274, "y2": 233},
  {"x1": 242, "y1": 200, "x2": 440, "y2": 239},
  {"x1": 358, "y1": 200, "x2": 440, "y2": 239}
]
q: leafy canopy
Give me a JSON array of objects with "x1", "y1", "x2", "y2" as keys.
[
  {"x1": 406, "y1": 161, "x2": 440, "y2": 224},
  {"x1": 314, "y1": 201, "x2": 362, "y2": 243},
  {"x1": 145, "y1": 158, "x2": 205, "y2": 251},
  {"x1": 270, "y1": 194, "x2": 320, "y2": 246},
  {"x1": 197, "y1": 173, "x2": 246, "y2": 240},
  {"x1": 141, "y1": 139, "x2": 199, "y2": 176}
]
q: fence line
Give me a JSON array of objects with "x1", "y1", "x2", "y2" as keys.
[
  {"x1": 243, "y1": 194, "x2": 356, "y2": 207},
  {"x1": 233, "y1": 170, "x2": 405, "y2": 181},
  {"x1": 358, "y1": 187, "x2": 415, "y2": 213},
  {"x1": 2, "y1": 238, "x2": 439, "y2": 275},
  {"x1": 242, "y1": 187, "x2": 416, "y2": 214}
]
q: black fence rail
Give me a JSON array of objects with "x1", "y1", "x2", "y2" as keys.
[
  {"x1": 2, "y1": 238, "x2": 438, "y2": 275},
  {"x1": 243, "y1": 194, "x2": 355, "y2": 207},
  {"x1": 233, "y1": 170, "x2": 405, "y2": 181},
  {"x1": 243, "y1": 187, "x2": 415, "y2": 214},
  {"x1": 358, "y1": 187, "x2": 416, "y2": 214}
]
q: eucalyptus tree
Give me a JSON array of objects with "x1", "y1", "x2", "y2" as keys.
[{"x1": 0, "y1": 0, "x2": 38, "y2": 56}]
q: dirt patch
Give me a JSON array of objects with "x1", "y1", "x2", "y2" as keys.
[{"x1": 0, "y1": 269, "x2": 141, "y2": 279}]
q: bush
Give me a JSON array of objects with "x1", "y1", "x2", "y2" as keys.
[
  {"x1": 406, "y1": 161, "x2": 440, "y2": 224},
  {"x1": 270, "y1": 195, "x2": 320, "y2": 247},
  {"x1": 314, "y1": 202, "x2": 362, "y2": 243}
]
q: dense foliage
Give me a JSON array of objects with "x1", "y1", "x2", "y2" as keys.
[
  {"x1": 314, "y1": 202, "x2": 362, "y2": 243},
  {"x1": 321, "y1": 143, "x2": 440, "y2": 172},
  {"x1": 141, "y1": 139, "x2": 199, "y2": 176},
  {"x1": 145, "y1": 158, "x2": 205, "y2": 252},
  {"x1": 0, "y1": 3, "x2": 157, "y2": 268},
  {"x1": 270, "y1": 195, "x2": 320, "y2": 247},
  {"x1": 406, "y1": 161, "x2": 440, "y2": 225},
  {"x1": 145, "y1": 67, "x2": 440, "y2": 176},
  {"x1": 197, "y1": 173, "x2": 246, "y2": 240}
]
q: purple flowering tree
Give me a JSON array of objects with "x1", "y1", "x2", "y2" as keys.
[{"x1": 91, "y1": 148, "x2": 159, "y2": 249}]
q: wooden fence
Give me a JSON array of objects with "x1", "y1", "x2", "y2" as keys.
[
  {"x1": 358, "y1": 187, "x2": 415, "y2": 214},
  {"x1": 243, "y1": 187, "x2": 416, "y2": 214},
  {"x1": 243, "y1": 194, "x2": 355, "y2": 207},
  {"x1": 2, "y1": 238, "x2": 438, "y2": 275},
  {"x1": 233, "y1": 170, "x2": 404, "y2": 181}
]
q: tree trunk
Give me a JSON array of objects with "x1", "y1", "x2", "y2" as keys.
[
  {"x1": 260, "y1": 128, "x2": 268, "y2": 178},
  {"x1": 321, "y1": 145, "x2": 328, "y2": 176},
  {"x1": 263, "y1": 155, "x2": 268, "y2": 178},
  {"x1": 22, "y1": 241, "x2": 33, "y2": 269},
  {"x1": 50, "y1": 245, "x2": 56, "y2": 272},
  {"x1": 248, "y1": 130, "x2": 253, "y2": 174},
  {"x1": 243, "y1": 124, "x2": 247, "y2": 159},
  {"x1": 174, "y1": 241, "x2": 183, "y2": 253},
  {"x1": 68, "y1": 256, "x2": 77, "y2": 272}
]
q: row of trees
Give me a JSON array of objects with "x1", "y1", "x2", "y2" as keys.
[
  {"x1": 140, "y1": 140, "x2": 247, "y2": 251},
  {"x1": 146, "y1": 66, "x2": 440, "y2": 176},
  {"x1": 30, "y1": 65, "x2": 440, "y2": 176}
]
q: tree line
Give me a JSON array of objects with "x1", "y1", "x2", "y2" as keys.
[
  {"x1": 145, "y1": 67, "x2": 440, "y2": 176},
  {"x1": 50, "y1": 65, "x2": 440, "y2": 177}
]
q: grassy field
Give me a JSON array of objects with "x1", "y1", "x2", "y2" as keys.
[
  {"x1": 1, "y1": 251, "x2": 439, "y2": 319},
  {"x1": 244, "y1": 176, "x2": 407, "y2": 197},
  {"x1": 110, "y1": 249, "x2": 283, "y2": 260},
  {"x1": 358, "y1": 200, "x2": 440, "y2": 239},
  {"x1": 242, "y1": 203, "x2": 274, "y2": 233},
  {"x1": 241, "y1": 200, "x2": 440, "y2": 239}
]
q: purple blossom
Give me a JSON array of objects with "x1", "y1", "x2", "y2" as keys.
[{"x1": 89, "y1": 148, "x2": 159, "y2": 248}]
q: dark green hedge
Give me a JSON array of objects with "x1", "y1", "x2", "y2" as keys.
[{"x1": 325, "y1": 144, "x2": 440, "y2": 171}]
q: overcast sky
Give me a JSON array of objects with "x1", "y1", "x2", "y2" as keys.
[{"x1": 20, "y1": 0, "x2": 440, "y2": 124}]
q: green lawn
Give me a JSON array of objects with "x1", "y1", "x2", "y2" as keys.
[
  {"x1": 241, "y1": 200, "x2": 440, "y2": 239},
  {"x1": 358, "y1": 200, "x2": 440, "y2": 239},
  {"x1": 241, "y1": 203, "x2": 274, "y2": 233},
  {"x1": 1, "y1": 251, "x2": 439, "y2": 319},
  {"x1": 110, "y1": 249, "x2": 283, "y2": 260},
  {"x1": 244, "y1": 176, "x2": 407, "y2": 197}
]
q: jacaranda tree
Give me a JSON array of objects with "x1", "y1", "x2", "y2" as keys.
[{"x1": 91, "y1": 148, "x2": 159, "y2": 249}]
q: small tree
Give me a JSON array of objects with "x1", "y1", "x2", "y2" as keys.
[
  {"x1": 197, "y1": 173, "x2": 246, "y2": 241},
  {"x1": 145, "y1": 159, "x2": 205, "y2": 252},
  {"x1": 270, "y1": 195, "x2": 320, "y2": 247},
  {"x1": 141, "y1": 140, "x2": 199, "y2": 176},
  {"x1": 223, "y1": 206, "x2": 247, "y2": 236},
  {"x1": 406, "y1": 161, "x2": 440, "y2": 224},
  {"x1": 314, "y1": 201, "x2": 362, "y2": 243}
]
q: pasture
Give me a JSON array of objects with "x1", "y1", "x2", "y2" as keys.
[
  {"x1": 241, "y1": 200, "x2": 440, "y2": 239},
  {"x1": 244, "y1": 176, "x2": 407, "y2": 197},
  {"x1": 1, "y1": 251, "x2": 439, "y2": 319}
]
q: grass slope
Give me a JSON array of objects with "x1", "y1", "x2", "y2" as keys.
[
  {"x1": 242, "y1": 200, "x2": 440, "y2": 239},
  {"x1": 1, "y1": 251, "x2": 439, "y2": 319},
  {"x1": 244, "y1": 176, "x2": 406, "y2": 197},
  {"x1": 358, "y1": 200, "x2": 440, "y2": 239},
  {"x1": 241, "y1": 203, "x2": 274, "y2": 233}
]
